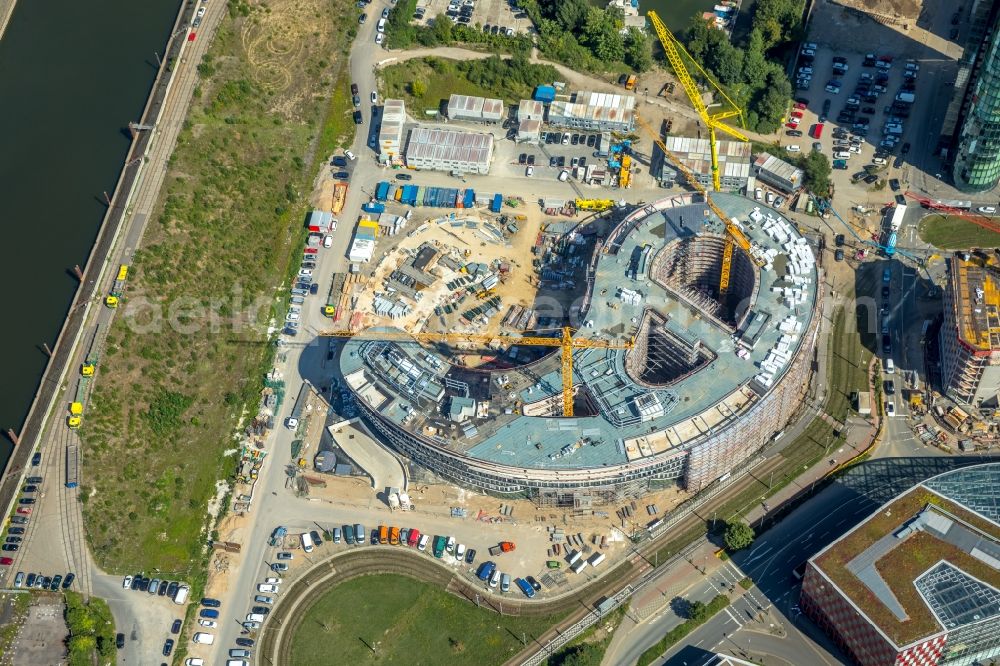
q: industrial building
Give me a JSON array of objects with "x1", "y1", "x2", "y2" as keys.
[
  {"x1": 379, "y1": 98, "x2": 406, "y2": 164},
  {"x1": 939, "y1": 250, "x2": 1000, "y2": 409},
  {"x1": 403, "y1": 127, "x2": 494, "y2": 175},
  {"x1": 517, "y1": 119, "x2": 541, "y2": 143},
  {"x1": 447, "y1": 94, "x2": 504, "y2": 124},
  {"x1": 517, "y1": 99, "x2": 545, "y2": 121},
  {"x1": 752, "y1": 153, "x2": 803, "y2": 193},
  {"x1": 659, "y1": 136, "x2": 752, "y2": 190},
  {"x1": 548, "y1": 91, "x2": 636, "y2": 133},
  {"x1": 949, "y1": 6, "x2": 1000, "y2": 191},
  {"x1": 801, "y1": 462, "x2": 1000, "y2": 666},
  {"x1": 338, "y1": 193, "x2": 820, "y2": 504}
]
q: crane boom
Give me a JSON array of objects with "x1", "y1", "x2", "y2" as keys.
[
  {"x1": 321, "y1": 326, "x2": 632, "y2": 417},
  {"x1": 647, "y1": 11, "x2": 748, "y2": 192}
]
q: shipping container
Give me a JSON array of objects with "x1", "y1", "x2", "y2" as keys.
[
  {"x1": 375, "y1": 181, "x2": 390, "y2": 201},
  {"x1": 491, "y1": 193, "x2": 503, "y2": 213}
]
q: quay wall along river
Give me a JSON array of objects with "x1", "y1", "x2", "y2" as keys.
[{"x1": 0, "y1": 0, "x2": 191, "y2": 538}]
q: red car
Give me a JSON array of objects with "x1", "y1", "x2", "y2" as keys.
[
  {"x1": 785, "y1": 122, "x2": 799, "y2": 129},
  {"x1": 16, "y1": 508, "x2": 31, "y2": 515},
  {"x1": 791, "y1": 110, "x2": 804, "y2": 118},
  {"x1": 794, "y1": 102, "x2": 807, "y2": 110},
  {"x1": 188, "y1": 32, "x2": 196, "y2": 42},
  {"x1": 0, "y1": 558, "x2": 12, "y2": 566}
]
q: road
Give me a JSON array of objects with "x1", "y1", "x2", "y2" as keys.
[{"x1": 627, "y1": 454, "x2": 1000, "y2": 666}]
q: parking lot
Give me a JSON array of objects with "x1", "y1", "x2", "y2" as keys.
[
  {"x1": 791, "y1": 0, "x2": 972, "y2": 209},
  {"x1": 413, "y1": 0, "x2": 531, "y2": 34},
  {"x1": 787, "y1": 43, "x2": 917, "y2": 184}
]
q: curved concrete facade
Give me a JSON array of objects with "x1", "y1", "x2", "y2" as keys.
[{"x1": 339, "y1": 193, "x2": 821, "y2": 498}]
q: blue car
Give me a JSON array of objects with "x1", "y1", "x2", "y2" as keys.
[
  {"x1": 515, "y1": 577, "x2": 535, "y2": 599},
  {"x1": 476, "y1": 561, "x2": 496, "y2": 582},
  {"x1": 199, "y1": 608, "x2": 219, "y2": 619},
  {"x1": 201, "y1": 597, "x2": 222, "y2": 608}
]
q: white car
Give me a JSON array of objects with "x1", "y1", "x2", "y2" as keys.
[
  {"x1": 246, "y1": 613, "x2": 266, "y2": 623},
  {"x1": 323, "y1": 234, "x2": 333, "y2": 248},
  {"x1": 285, "y1": 312, "x2": 300, "y2": 322},
  {"x1": 977, "y1": 206, "x2": 997, "y2": 214},
  {"x1": 370, "y1": 91, "x2": 377, "y2": 104},
  {"x1": 455, "y1": 543, "x2": 466, "y2": 560},
  {"x1": 375, "y1": 31, "x2": 384, "y2": 45},
  {"x1": 489, "y1": 569, "x2": 500, "y2": 588},
  {"x1": 122, "y1": 575, "x2": 133, "y2": 589},
  {"x1": 198, "y1": 619, "x2": 217, "y2": 628},
  {"x1": 185, "y1": 659, "x2": 205, "y2": 666},
  {"x1": 258, "y1": 583, "x2": 279, "y2": 593},
  {"x1": 197, "y1": 6, "x2": 206, "y2": 17},
  {"x1": 265, "y1": 577, "x2": 281, "y2": 584},
  {"x1": 886, "y1": 400, "x2": 895, "y2": 416},
  {"x1": 298, "y1": 268, "x2": 313, "y2": 277},
  {"x1": 754, "y1": 187, "x2": 762, "y2": 200},
  {"x1": 525, "y1": 165, "x2": 533, "y2": 177},
  {"x1": 345, "y1": 150, "x2": 356, "y2": 161},
  {"x1": 786, "y1": 145, "x2": 801, "y2": 153}
]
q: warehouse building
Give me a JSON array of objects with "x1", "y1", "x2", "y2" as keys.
[
  {"x1": 939, "y1": 250, "x2": 1000, "y2": 408},
  {"x1": 447, "y1": 94, "x2": 504, "y2": 124},
  {"x1": 379, "y1": 98, "x2": 407, "y2": 164},
  {"x1": 801, "y1": 462, "x2": 1000, "y2": 666},
  {"x1": 752, "y1": 154, "x2": 803, "y2": 193},
  {"x1": 517, "y1": 99, "x2": 545, "y2": 121},
  {"x1": 517, "y1": 119, "x2": 541, "y2": 143},
  {"x1": 548, "y1": 91, "x2": 636, "y2": 133},
  {"x1": 403, "y1": 127, "x2": 494, "y2": 175},
  {"x1": 659, "y1": 136, "x2": 752, "y2": 190}
]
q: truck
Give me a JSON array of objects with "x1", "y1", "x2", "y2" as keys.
[
  {"x1": 624, "y1": 74, "x2": 637, "y2": 90},
  {"x1": 105, "y1": 264, "x2": 129, "y2": 308},
  {"x1": 432, "y1": 535, "x2": 447, "y2": 558},
  {"x1": 487, "y1": 541, "x2": 515, "y2": 556},
  {"x1": 81, "y1": 322, "x2": 103, "y2": 377}
]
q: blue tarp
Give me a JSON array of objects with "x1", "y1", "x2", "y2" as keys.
[{"x1": 534, "y1": 85, "x2": 556, "y2": 103}]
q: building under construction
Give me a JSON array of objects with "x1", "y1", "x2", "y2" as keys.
[
  {"x1": 338, "y1": 193, "x2": 821, "y2": 504},
  {"x1": 940, "y1": 250, "x2": 1000, "y2": 409}
]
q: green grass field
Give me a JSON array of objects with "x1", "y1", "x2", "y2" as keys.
[
  {"x1": 80, "y1": 0, "x2": 356, "y2": 575},
  {"x1": 290, "y1": 575, "x2": 564, "y2": 665},
  {"x1": 918, "y1": 214, "x2": 1000, "y2": 249}
]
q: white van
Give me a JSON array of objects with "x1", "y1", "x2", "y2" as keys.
[
  {"x1": 301, "y1": 531, "x2": 314, "y2": 553},
  {"x1": 227, "y1": 661, "x2": 250, "y2": 666},
  {"x1": 246, "y1": 613, "x2": 265, "y2": 623},
  {"x1": 833, "y1": 151, "x2": 851, "y2": 160},
  {"x1": 173, "y1": 584, "x2": 190, "y2": 605},
  {"x1": 418, "y1": 534, "x2": 429, "y2": 551},
  {"x1": 377, "y1": 17, "x2": 386, "y2": 32},
  {"x1": 192, "y1": 632, "x2": 215, "y2": 645},
  {"x1": 884, "y1": 358, "x2": 895, "y2": 374},
  {"x1": 558, "y1": 170, "x2": 569, "y2": 182}
]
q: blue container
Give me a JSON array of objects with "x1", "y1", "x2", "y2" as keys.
[
  {"x1": 375, "y1": 182, "x2": 390, "y2": 201},
  {"x1": 534, "y1": 85, "x2": 556, "y2": 103},
  {"x1": 491, "y1": 193, "x2": 503, "y2": 213}
]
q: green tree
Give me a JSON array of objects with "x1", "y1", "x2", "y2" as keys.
[
  {"x1": 724, "y1": 521, "x2": 755, "y2": 551},
  {"x1": 752, "y1": 69, "x2": 793, "y2": 132},
  {"x1": 740, "y1": 29, "x2": 769, "y2": 91},
  {"x1": 802, "y1": 150, "x2": 832, "y2": 194},
  {"x1": 553, "y1": 642, "x2": 604, "y2": 666},
  {"x1": 582, "y1": 8, "x2": 625, "y2": 63},
  {"x1": 431, "y1": 13, "x2": 454, "y2": 43},
  {"x1": 624, "y1": 27, "x2": 652, "y2": 72},
  {"x1": 554, "y1": 0, "x2": 589, "y2": 32},
  {"x1": 688, "y1": 600, "x2": 710, "y2": 622},
  {"x1": 410, "y1": 80, "x2": 427, "y2": 97},
  {"x1": 710, "y1": 42, "x2": 744, "y2": 86}
]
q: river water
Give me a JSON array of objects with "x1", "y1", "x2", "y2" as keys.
[
  {"x1": 641, "y1": 0, "x2": 756, "y2": 40},
  {"x1": 0, "y1": 0, "x2": 179, "y2": 466}
]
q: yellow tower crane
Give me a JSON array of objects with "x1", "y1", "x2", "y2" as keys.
[
  {"x1": 644, "y1": 11, "x2": 761, "y2": 294},
  {"x1": 634, "y1": 114, "x2": 764, "y2": 287},
  {"x1": 321, "y1": 326, "x2": 633, "y2": 417}
]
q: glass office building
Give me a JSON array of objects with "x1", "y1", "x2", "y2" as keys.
[{"x1": 953, "y1": 20, "x2": 1000, "y2": 191}]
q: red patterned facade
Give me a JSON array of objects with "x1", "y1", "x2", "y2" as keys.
[{"x1": 800, "y1": 564, "x2": 947, "y2": 666}]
